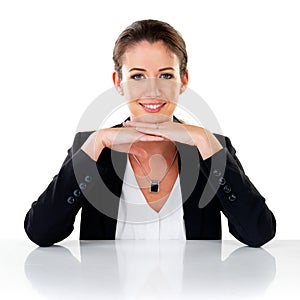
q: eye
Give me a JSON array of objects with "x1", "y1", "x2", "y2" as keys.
[
  {"x1": 160, "y1": 73, "x2": 174, "y2": 79},
  {"x1": 131, "y1": 74, "x2": 146, "y2": 80}
]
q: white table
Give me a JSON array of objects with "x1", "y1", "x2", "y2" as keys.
[{"x1": 1, "y1": 240, "x2": 299, "y2": 299}]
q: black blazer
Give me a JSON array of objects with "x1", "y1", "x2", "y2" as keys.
[{"x1": 24, "y1": 117, "x2": 276, "y2": 247}]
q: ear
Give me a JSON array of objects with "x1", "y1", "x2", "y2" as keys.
[
  {"x1": 112, "y1": 71, "x2": 124, "y2": 95},
  {"x1": 180, "y1": 70, "x2": 189, "y2": 94}
]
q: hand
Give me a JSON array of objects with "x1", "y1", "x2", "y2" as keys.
[
  {"x1": 123, "y1": 119, "x2": 223, "y2": 160},
  {"x1": 81, "y1": 127, "x2": 164, "y2": 161}
]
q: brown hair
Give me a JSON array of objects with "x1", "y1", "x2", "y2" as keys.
[{"x1": 113, "y1": 19, "x2": 188, "y2": 79}]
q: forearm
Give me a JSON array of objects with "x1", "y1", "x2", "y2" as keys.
[
  {"x1": 201, "y1": 139, "x2": 276, "y2": 247},
  {"x1": 24, "y1": 148, "x2": 98, "y2": 247},
  {"x1": 192, "y1": 126, "x2": 223, "y2": 160}
]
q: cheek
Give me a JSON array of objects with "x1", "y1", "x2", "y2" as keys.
[
  {"x1": 156, "y1": 79, "x2": 181, "y2": 101},
  {"x1": 127, "y1": 101, "x2": 141, "y2": 113},
  {"x1": 161, "y1": 86, "x2": 181, "y2": 103}
]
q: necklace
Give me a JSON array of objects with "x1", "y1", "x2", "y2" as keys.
[{"x1": 132, "y1": 150, "x2": 178, "y2": 193}]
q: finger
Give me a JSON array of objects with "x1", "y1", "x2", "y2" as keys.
[
  {"x1": 124, "y1": 120, "x2": 159, "y2": 129},
  {"x1": 135, "y1": 126, "x2": 162, "y2": 136},
  {"x1": 135, "y1": 128, "x2": 173, "y2": 142},
  {"x1": 138, "y1": 134, "x2": 165, "y2": 142}
]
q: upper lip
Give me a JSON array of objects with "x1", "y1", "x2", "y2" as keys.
[{"x1": 139, "y1": 102, "x2": 166, "y2": 106}]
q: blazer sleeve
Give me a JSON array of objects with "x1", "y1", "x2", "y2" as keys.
[
  {"x1": 24, "y1": 131, "x2": 99, "y2": 247},
  {"x1": 201, "y1": 135, "x2": 276, "y2": 247}
]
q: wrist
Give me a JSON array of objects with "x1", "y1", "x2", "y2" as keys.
[
  {"x1": 195, "y1": 129, "x2": 223, "y2": 160},
  {"x1": 81, "y1": 130, "x2": 105, "y2": 161}
]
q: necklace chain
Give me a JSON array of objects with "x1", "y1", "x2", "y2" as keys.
[{"x1": 132, "y1": 150, "x2": 178, "y2": 193}]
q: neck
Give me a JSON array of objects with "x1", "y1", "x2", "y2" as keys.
[{"x1": 133, "y1": 140, "x2": 177, "y2": 157}]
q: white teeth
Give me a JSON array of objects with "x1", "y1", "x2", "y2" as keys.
[{"x1": 143, "y1": 104, "x2": 164, "y2": 109}]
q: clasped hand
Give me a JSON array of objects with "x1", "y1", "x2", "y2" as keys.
[
  {"x1": 82, "y1": 117, "x2": 222, "y2": 161},
  {"x1": 123, "y1": 117, "x2": 223, "y2": 160}
]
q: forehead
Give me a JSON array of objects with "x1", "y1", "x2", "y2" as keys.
[{"x1": 122, "y1": 40, "x2": 180, "y2": 69}]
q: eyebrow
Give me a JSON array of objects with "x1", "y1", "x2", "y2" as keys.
[{"x1": 128, "y1": 67, "x2": 175, "y2": 72}]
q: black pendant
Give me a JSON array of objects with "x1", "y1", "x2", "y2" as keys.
[{"x1": 150, "y1": 181, "x2": 159, "y2": 193}]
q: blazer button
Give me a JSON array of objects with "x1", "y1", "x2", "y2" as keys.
[
  {"x1": 223, "y1": 185, "x2": 231, "y2": 193},
  {"x1": 228, "y1": 194, "x2": 237, "y2": 202},
  {"x1": 213, "y1": 169, "x2": 222, "y2": 177},
  {"x1": 73, "y1": 189, "x2": 81, "y2": 197},
  {"x1": 79, "y1": 182, "x2": 87, "y2": 190},
  {"x1": 218, "y1": 177, "x2": 226, "y2": 185},
  {"x1": 84, "y1": 175, "x2": 92, "y2": 183},
  {"x1": 67, "y1": 196, "x2": 75, "y2": 205}
]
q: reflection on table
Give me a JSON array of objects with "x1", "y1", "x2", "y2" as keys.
[{"x1": 24, "y1": 240, "x2": 275, "y2": 300}]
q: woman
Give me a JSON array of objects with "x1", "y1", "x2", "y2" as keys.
[{"x1": 24, "y1": 19, "x2": 276, "y2": 247}]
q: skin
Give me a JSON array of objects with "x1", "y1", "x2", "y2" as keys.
[{"x1": 81, "y1": 40, "x2": 223, "y2": 212}]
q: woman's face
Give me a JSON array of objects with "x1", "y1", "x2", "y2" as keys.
[{"x1": 113, "y1": 40, "x2": 188, "y2": 121}]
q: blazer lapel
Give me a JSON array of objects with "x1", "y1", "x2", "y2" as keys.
[
  {"x1": 97, "y1": 148, "x2": 127, "y2": 238},
  {"x1": 176, "y1": 142, "x2": 201, "y2": 205}
]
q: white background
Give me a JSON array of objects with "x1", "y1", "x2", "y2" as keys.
[{"x1": 1, "y1": 0, "x2": 299, "y2": 242}]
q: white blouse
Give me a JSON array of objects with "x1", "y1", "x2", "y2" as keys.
[{"x1": 115, "y1": 155, "x2": 186, "y2": 240}]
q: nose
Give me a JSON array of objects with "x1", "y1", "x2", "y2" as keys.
[{"x1": 144, "y1": 78, "x2": 161, "y2": 98}]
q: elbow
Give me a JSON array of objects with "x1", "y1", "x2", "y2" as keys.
[
  {"x1": 230, "y1": 213, "x2": 277, "y2": 248},
  {"x1": 24, "y1": 220, "x2": 55, "y2": 247},
  {"x1": 247, "y1": 216, "x2": 276, "y2": 248},
  {"x1": 24, "y1": 226, "x2": 55, "y2": 247},
  {"x1": 24, "y1": 223, "x2": 71, "y2": 247},
  {"x1": 245, "y1": 231, "x2": 276, "y2": 248},
  {"x1": 30, "y1": 239, "x2": 55, "y2": 248},
  {"x1": 250, "y1": 211, "x2": 277, "y2": 248},
  {"x1": 24, "y1": 213, "x2": 65, "y2": 247},
  {"x1": 253, "y1": 220, "x2": 276, "y2": 248}
]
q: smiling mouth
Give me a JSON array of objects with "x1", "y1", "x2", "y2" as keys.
[{"x1": 139, "y1": 102, "x2": 166, "y2": 113}]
